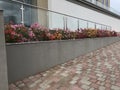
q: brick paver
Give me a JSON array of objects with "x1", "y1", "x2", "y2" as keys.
[{"x1": 9, "y1": 41, "x2": 120, "y2": 90}]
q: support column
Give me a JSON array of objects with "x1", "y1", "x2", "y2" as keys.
[
  {"x1": 37, "y1": 0, "x2": 48, "y2": 27},
  {"x1": 0, "y1": 10, "x2": 8, "y2": 90}
]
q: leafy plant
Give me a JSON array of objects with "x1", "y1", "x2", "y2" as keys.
[{"x1": 4, "y1": 23, "x2": 118, "y2": 43}]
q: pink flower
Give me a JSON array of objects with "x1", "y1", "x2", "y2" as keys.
[
  {"x1": 46, "y1": 33, "x2": 51, "y2": 37},
  {"x1": 11, "y1": 24, "x2": 24, "y2": 30},
  {"x1": 29, "y1": 31, "x2": 35, "y2": 38},
  {"x1": 11, "y1": 25, "x2": 16, "y2": 29},
  {"x1": 11, "y1": 31, "x2": 16, "y2": 35},
  {"x1": 30, "y1": 23, "x2": 49, "y2": 31},
  {"x1": 31, "y1": 23, "x2": 40, "y2": 29}
]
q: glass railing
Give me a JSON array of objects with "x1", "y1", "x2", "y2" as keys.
[
  {"x1": 85, "y1": 0, "x2": 120, "y2": 16},
  {"x1": 0, "y1": 0, "x2": 111, "y2": 30}
]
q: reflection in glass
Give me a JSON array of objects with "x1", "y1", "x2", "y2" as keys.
[{"x1": 0, "y1": 0, "x2": 37, "y2": 26}]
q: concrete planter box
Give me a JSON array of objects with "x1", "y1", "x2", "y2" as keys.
[{"x1": 6, "y1": 37, "x2": 120, "y2": 83}]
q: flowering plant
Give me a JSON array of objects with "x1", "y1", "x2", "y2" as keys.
[
  {"x1": 75, "y1": 29, "x2": 86, "y2": 39},
  {"x1": 5, "y1": 24, "x2": 23, "y2": 43},
  {"x1": 31, "y1": 23, "x2": 49, "y2": 41},
  {"x1": 60, "y1": 30, "x2": 71, "y2": 40},
  {"x1": 50, "y1": 29, "x2": 62, "y2": 40},
  {"x1": 4, "y1": 23, "x2": 118, "y2": 43},
  {"x1": 81, "y1": 29, "x2": 97, "y2": 38}
]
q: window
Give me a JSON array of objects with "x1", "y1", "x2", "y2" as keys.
[
  {"x1": 102, "y1": 0, "x2": 104, "y2": 4},
  {"x1": 96, "y1": 0, "x2": 104, "y2": 4},
  {"x1": 0, "y1": 0, "x2": 38, "y2": 26},
  {"x1": 106, "y1": 0, "x2": 109, "y2": 7}
]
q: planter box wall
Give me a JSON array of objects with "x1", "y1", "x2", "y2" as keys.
[{"x1": 6, "y1": 37, "x2": 120, "y2": 83}]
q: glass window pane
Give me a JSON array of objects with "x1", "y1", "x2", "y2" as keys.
[
  {"x1": 0, "y1": 1, "x2": 21, "y2": 24},
  {"x1": 88, "y1": 22, "x2": 95, "y2": 29},
  {"x1": 23, "y1": 5, "x2": 38, "y2": 26}
]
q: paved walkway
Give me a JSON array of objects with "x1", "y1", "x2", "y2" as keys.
[{"x1": 9, "y1": 41, "x2": 120, "y2": 90}]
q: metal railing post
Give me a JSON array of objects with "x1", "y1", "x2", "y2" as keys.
[
  {"x1": 101, "y1": 25, "x2": 102, "y2": 30},
  {"x1": 66, "y1": 17, "x2": 68, "y2": 30},
  {"x1": 110, "y1": 26, "x2": 112, "y2": 30},
  {"x1": 63, "y1": 16, "x2": 66, "y2": 30},
  {"x1": 87, "y1": 22, "x2": 89, "y2": 28},
  {"x1": 78, "y1": 19, "x2": 79, "y2": 30},
  {"x1": 105, "y1": 26, "x2": 107, "y2": 30},
  {"x1": 20, "y1": 4, "x2": 24, "y2": 25},
  {"x1": 95, "y1": 23, "x2": 96, "y2": 29}
]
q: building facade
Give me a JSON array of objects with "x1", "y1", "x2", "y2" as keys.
[{"x1": 0, "y1": 0, "x2": 120, "y2": 31}]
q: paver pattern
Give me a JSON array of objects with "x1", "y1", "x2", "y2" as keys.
[{"x1": 9, "y1": 41, "x2": 120, "y2": 90}]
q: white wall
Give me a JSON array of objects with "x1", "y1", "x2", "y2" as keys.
[{"x1": 48, "y1": 0, "x2": 120, "y2": 31}]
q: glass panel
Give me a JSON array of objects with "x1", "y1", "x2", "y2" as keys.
[
  {"x1": 101, "y1": 25, "x2": 107, "y2": 30},
  {"x1": 96, "y1": 24, "x2": 102, "y2": 29},
  {"x1": 67, "y1": 17, "x2": 78, "y2": 31},
  {"x1": 48, "y1": 12, "x2": 64, "y2": 29},
  {"x1": 107, "y1": 27, "x2": 111, "y2": 30},
  {"x1": 97, "y1": 1, "x2": 104, "y2": 8},
  {"x1": 23, "y1": 5, "x2": 38, "y2": 26},
  {"x1": 79, "y1": 20, "x2": 88, "y2": 29},
  {"x1": 88, "y1": 22, "x2": 95, "y2": 29}
]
